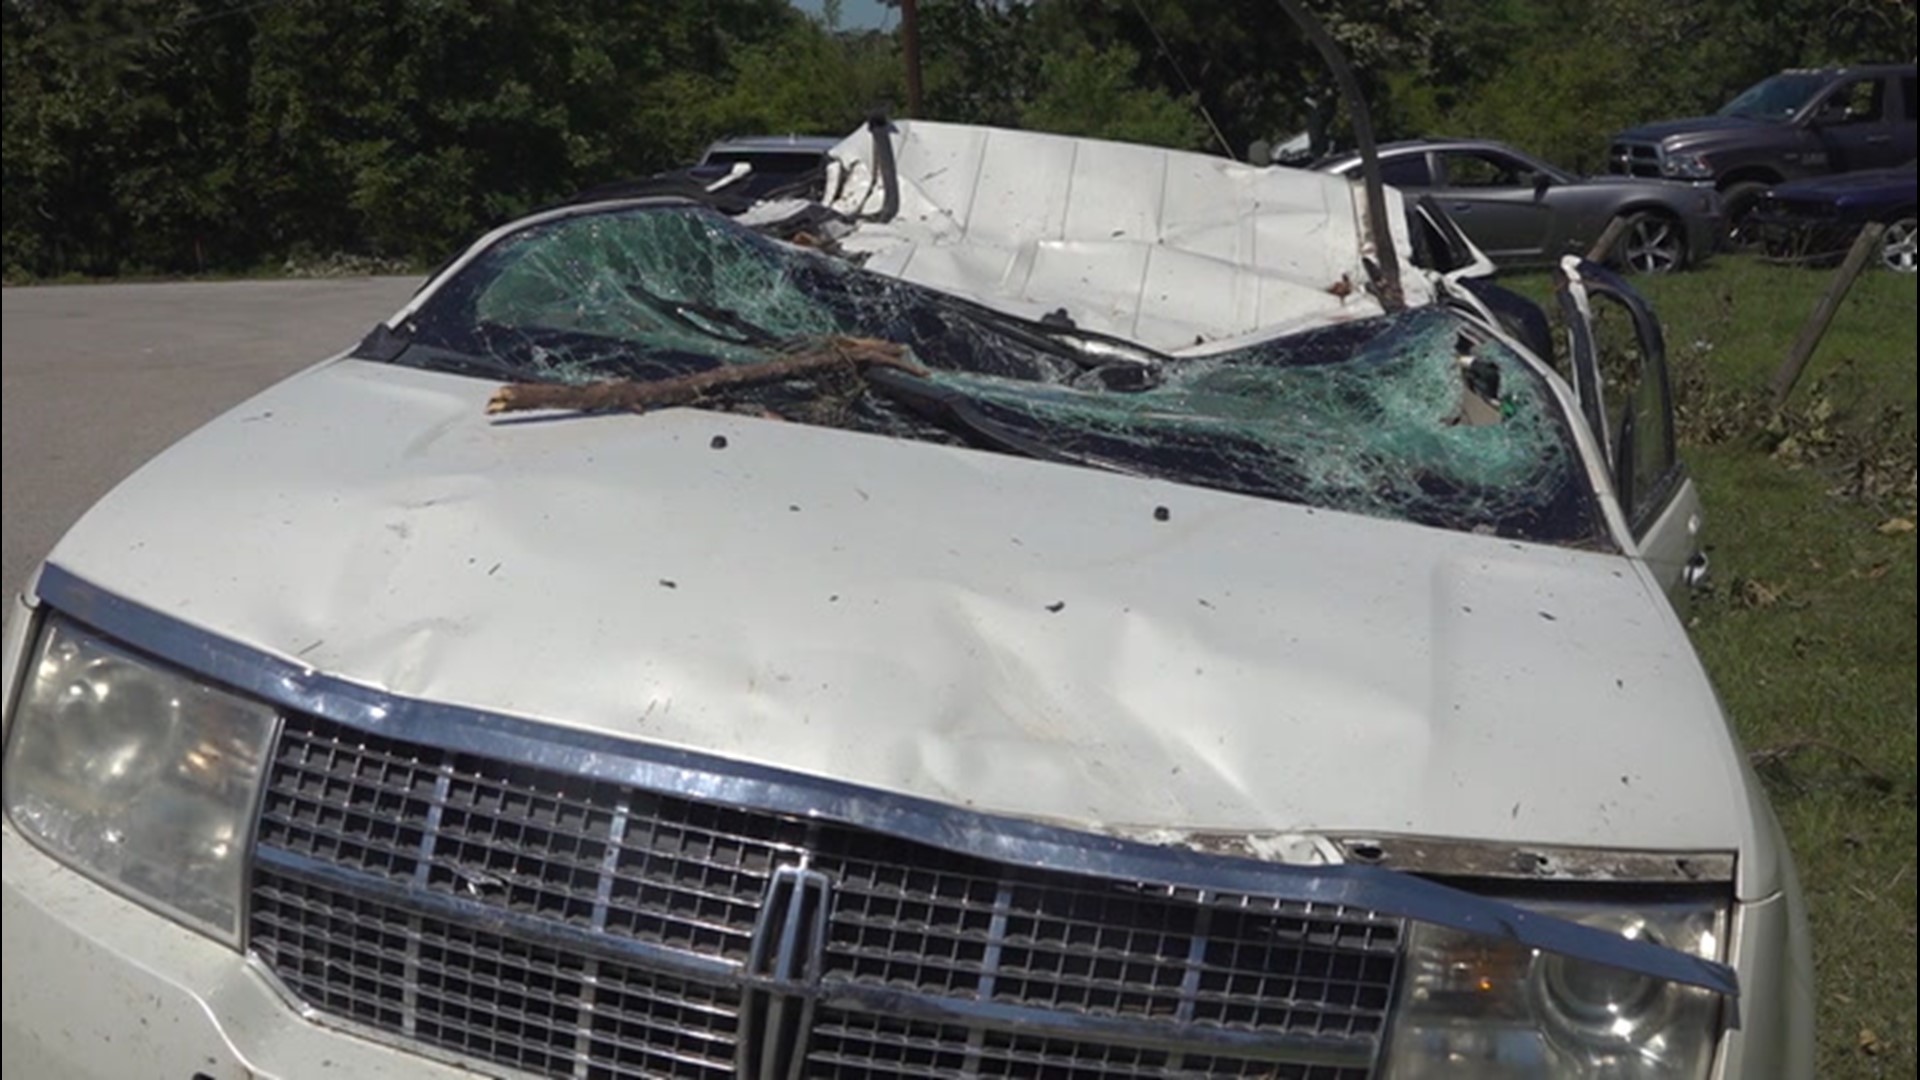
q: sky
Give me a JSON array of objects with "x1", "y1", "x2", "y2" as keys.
[{"x1": 790, "y1": 1, "x2": 897, "y2": 31}]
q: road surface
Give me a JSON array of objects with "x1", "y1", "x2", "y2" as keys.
[{"x1": 1, "y1": 277, "x2": 422, "y2": 598}]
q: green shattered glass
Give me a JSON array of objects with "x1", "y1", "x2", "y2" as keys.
[{"x1": 412, "y1": 206, "x2": 1599, "y2": 544}]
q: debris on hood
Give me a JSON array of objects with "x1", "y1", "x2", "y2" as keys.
[{"x1": 485, "y1": 336, "x2": 925, "y2": 415}]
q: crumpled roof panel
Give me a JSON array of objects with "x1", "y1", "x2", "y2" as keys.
[{"x1": 825, "y1": 120, "x2": 1432, "y2": 352}]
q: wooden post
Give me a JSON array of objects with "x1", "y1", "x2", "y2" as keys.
[
  {"x1": 1769, "y1": 222, "x2": 1887, "y2": 408},
  {"x1": 1588, "y1": 214, "x2": 1632, "y2": 264},
  {"x1": 901, "y1": 0, "x2": 923, "y2": 118}
]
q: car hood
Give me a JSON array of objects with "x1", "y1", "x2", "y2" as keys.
[
  {"x1": 1615, "y1": 114, "x2": 1786, "y2": 150},
  {"x1": 44, "y1": 359, "x2": 1760, "y2": 867}
]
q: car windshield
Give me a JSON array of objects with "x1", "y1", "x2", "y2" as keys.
[
  {"x1": 701, "y1": 150, "x2": 826, "y2": 176},
  {"x1": 371, "y1": 205, "x2": 1606, "y2": 546},
  {"x1": 1719, "y1": 73, "x2": 1830, "y2": 120}
]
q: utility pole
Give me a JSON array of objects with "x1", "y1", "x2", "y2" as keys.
[{"x1": 901, "y1": 0, "x2": 924, "y2": 117}]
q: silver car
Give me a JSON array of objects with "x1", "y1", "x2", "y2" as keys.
[{"x1": 1321, "y1": 138, "x2": 1725, "y2": 273}]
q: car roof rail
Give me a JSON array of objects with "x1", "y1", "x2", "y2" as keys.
[{"x1": 1269, "y1": 0, "x2": 1405, "y2": 312}]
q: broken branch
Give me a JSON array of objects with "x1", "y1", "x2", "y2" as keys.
[
  {"x1": 1750, "y1": 737, "x2": 1896, "y2": 793},
  {"x1": 486, "y1": 336, "x2": 927, "y2": 415}
]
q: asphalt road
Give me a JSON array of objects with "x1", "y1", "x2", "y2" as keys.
[{"x1": 1, "y1": 277, "x2": 423, "y2": 599}]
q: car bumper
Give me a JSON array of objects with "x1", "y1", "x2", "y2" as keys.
[
  {"x1": 1749, "y1": 212, "x2": 1870, "y2": 264},
  {"x1": 1, "y1": 825, "x2": 480, "y2": 1080},
  {"x1": 1685, "y1": 211, "x2": 1726, "y2": 266}
]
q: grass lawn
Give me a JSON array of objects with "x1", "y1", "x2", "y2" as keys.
[{"x1": 1516, "y1": 256, "x2": 1917, "y2": 1077}]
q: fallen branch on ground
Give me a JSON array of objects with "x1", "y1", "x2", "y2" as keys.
[
  {"x1": 486, "y1": 336, "x2": 926, "y2": 415},
  {"x1": 1750, "y1": 737, "x2": 1896, "y2": 793}
]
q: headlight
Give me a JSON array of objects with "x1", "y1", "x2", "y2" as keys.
[
  {"x1": 1385, "y1": 895, "x2": 1726, "y2": 1078},
  {"x1": 3, "y1": 615, "x2": 277, "y2": 945},
  {"x1": 1661, "y1": 152, "x2": 1715, "y2": 180}
]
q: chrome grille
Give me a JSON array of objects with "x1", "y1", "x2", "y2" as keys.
[
  {"x1": 807, "y1": 1011, "x2": 1360, "y2": 1079},
  {"x1": 811, "y1": 832, "x2": 1398, "y2": 1035},
  {"x1": 252, "y1": 869, "x2": 741, "y2": 1078},
  {"x1": 1608, "y1": 141, "x2": 1665, "y2": 178},
  {"x1": 249, "y1": 712, "x2": 1399, "y2": 1078}
]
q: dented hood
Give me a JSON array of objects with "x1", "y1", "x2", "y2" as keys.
[{"x1": 46, "y1": 359, "x2": 1755, "y2": 857}]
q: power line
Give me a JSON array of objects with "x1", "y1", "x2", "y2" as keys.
[
  {"x1": 173, "y1": 0, "x2": 306, "y2": 31},
  {"x1": 1124, "y1": 0, "x2": 1237, "y2": 160}
]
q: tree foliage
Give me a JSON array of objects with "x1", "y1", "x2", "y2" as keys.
[
  {"x1": 3, "y1": 0, "x2": 1912, "y2": 278},
  {"x1": 1398, "y1": 0, "x2": 1918, "y2": 171}
]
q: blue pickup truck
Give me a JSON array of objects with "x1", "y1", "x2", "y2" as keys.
[{"x1": 1608, "y1": 64, "x2": 1917, "y2": 243}]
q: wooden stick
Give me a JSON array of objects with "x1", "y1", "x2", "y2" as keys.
[
  {"x1": 1750, "y1": 736, "x2": 1895, "y2": 792},
  {"x1": 1587, "y1": 214, "x2": 1633, "y2": 264},
  {"x1": 486, "y1": 337, "x2": 927, "y2": 415},
  {"x1": 1770, "y1": 222, "x2": 1887, "y2": 408}
]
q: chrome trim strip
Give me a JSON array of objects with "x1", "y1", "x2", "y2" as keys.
[
  {"x1": 1174, "y1": 895, "x2": 1211, "y2": 1025},
  {"x1": 40, "y1": 563, "x2": 1738, "y2": 997},
  {"x1": 254, "y1": 847, "x2": 743, "y2": 984},
  {"x1": 591, "y1": 798, "x2": 631, "y2": 933},
  {"x1": 1333, "y1": 834, "x2": 1737, "y2": 885}
]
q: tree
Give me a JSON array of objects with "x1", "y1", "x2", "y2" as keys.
[
  {"x1": 1020, "y1": 40, "x2": 1208, "y2": 148},
  {"x1": 6, "y1": 0, "x2": 1910, "y2": 277}
]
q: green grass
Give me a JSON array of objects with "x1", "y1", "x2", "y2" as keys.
[{"x1": 1516, "y1": 257, "x2": 1917, "y2": 1077}]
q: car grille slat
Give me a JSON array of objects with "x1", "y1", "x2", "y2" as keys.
[
  {"x1": 806, "y1": 1010, "x2": 1364, "y2": 1079},
  {"x1": 250, "y1": 713, "x2": 1399, "y2": 1078},
  {"x1": 1608, "y1": 141, "x2": 1667, "y2": 178}
]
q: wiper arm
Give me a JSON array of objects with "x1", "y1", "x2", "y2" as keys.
[
  {"x1": 861, "y1": 366, "x2": 1112, "y2": 469},
  {"x1": 623, "y1": 281, "x2": 782, "y2": 346},
  {"x1": 934, "y1": 293, "x2": 1170, "y2": 380},
  {"x1": 353, "y1": 323, "x2": 552, "y2": 382}
]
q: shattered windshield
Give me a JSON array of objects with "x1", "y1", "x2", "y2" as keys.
[
  {"x1": 369, "y1": 204, "x2": 1607, "y2": 546},
  {"x1": 1719, "y1": 73, "x2": 1829, "y2": 120}
]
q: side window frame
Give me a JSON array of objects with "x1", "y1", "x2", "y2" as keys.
[
  {"x1": 1552, "y1": 259, "x2": 1682, "y2": 538},
  {"x1": 1437, "y1": 150, "x2": 1524, "y2": 189},
  {"x1": 1817, "y1": 77, "x2": 1886, "y2": 124},
  {"x1": 1377, "y1": 153, "x2": 1436, "y2": 188}
]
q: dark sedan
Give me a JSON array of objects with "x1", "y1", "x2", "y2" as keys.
[
  {"x1": 1319, "y1": 139, "x2": 1724, "y2": 273},
  {"x1": 1751, "y1": 161, "x2": 1917, "y2": 273}
]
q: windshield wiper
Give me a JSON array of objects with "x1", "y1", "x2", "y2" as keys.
[
  {"x1": 923, "y1": 294, "x2": 1170, "y2": 392},
  {"x1": 622, "y1": 281, "x2": 783, "y2": 347},
  {"x1": 860, "y1": 366, "x2": 1097, "y2": 468},
  {"x1": 939, "y1": 293, "x2": 1169, "y2": 370},
  {"x1": 352, "y1": 323, "x2": 546, "y2": 382}
]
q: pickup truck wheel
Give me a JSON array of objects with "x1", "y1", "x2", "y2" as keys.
[
  {"x1": 1881, "y1": 217, "x2": 1917, "y2": 273},
  {"x1": 1720, "y1": 180, "x2": 1770, "y2": 251},
  {"x1": 1622, "y1": 212, "x2": 1685, "y2": 274}
]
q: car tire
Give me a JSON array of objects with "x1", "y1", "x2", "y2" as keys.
[
  {"x1": 1719, "y1": 180, "x2": 1771, "y2": 251},
  {"x1": 1881, "y1": 217, "x2": 1917, "y2": 274},
  {"x1": 1621, "y1": 211, "x2": 1686, "y2": 274}
]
